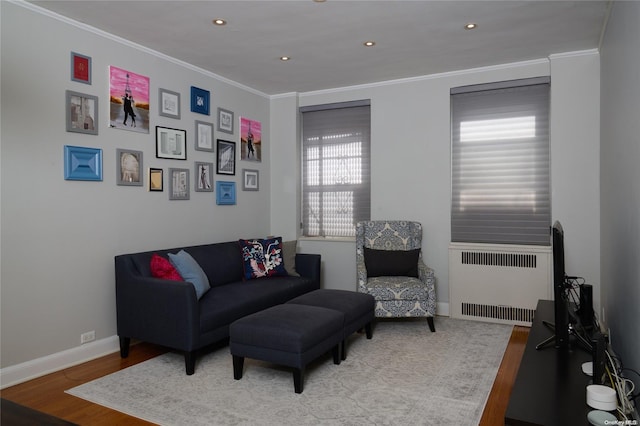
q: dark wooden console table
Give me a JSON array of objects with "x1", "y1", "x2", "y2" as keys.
[{"x1": 505, "y1": 299, "x2": 592, "y2": 425}]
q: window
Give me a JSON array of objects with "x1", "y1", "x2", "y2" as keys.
[
  {"x1": 301, "y1": 100, "x2": 371, "y2": 237},
  {"x1": 451, "y1": 78, "x2": 551, "y2": 246}
]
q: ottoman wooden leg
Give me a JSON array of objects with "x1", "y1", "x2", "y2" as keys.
[
  {"x1": 293, "y1": 368, "x2": 304, "y2": 393},
  {"x1": 233, "y1": 355, "x2": 244, "y2": 380},
  {"x1": 365, "y1": 322, "x2": 373, "y2": 339}
]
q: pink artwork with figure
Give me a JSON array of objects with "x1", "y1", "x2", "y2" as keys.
[{"x1": 108, "y1": 66, "x2": 150, "y2": 133}]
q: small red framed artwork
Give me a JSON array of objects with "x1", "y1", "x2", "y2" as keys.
[{"x1": 71, "y1": 52, "x2": 92, "y2": 85}]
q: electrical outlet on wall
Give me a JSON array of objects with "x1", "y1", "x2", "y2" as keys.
[{"x1": 80, "y1": 330, "x2": 95, "y2": 344}]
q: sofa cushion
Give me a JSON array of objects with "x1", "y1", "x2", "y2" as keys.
[
  {"x1": 282, "y1": 240, "x2": 300, "y2": 277},
  {"x1": 198, "y1": 276, "x2": 319, "y2": 333},
  {"x1": 150, "y1": 253, "x2": 183, "y2": 281},
  {"x1": 239, "y1": 237, "x2": 288, "y2": 280},
  {"x1": 168, "y1": 250, "x2": 211, "y2": 299},
  {"x1": 363, "y1": 247, "x2": 420, "y2": 278}
]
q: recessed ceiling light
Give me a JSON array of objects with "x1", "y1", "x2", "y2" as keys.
[
  {"x1": 213, "y1": 18, "x2": 226, "y2": 26},
  {"x1": 464, "y1": 23, "x2": 477, "y2": 30},
  {"x1": 313, "y1": 0, "x2": 327, "y2": 3},
  {"x1": 280, "y1": 56, "x2": 291, "y2": 61},
  {"x1": 364, "y1": 41, "x2": 376, "y2": 47}
]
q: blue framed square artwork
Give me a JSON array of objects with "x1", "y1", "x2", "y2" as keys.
[
  {"x1": 64, "y1": 145, "x2": 103, "y2": 181},
  {"x1": 216, "y1": 181, "x2": 236, "y2": 205},
  {"x1": 190, "y1": 86, "x2": 210, "y2": 115}
]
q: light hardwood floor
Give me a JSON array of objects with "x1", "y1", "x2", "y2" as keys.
[{"x1": 1, "y1": 326, "x2": 529, "y2": 425}]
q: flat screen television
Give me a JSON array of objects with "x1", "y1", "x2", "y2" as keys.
[
  {"x1": 537, "y1": 221, "x2": 593, "y2": 352},
  {"x1": 552, "y1": 221, "x2": 570, "y2": 349}
]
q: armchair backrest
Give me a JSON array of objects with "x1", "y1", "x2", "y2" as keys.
[{"x1": 355, "y1": 221, "x2": 423, "y2": 265}]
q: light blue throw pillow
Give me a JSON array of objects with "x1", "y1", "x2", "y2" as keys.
[{"x1": 168, "y1": 250, "x2": 210, "y2": 299}]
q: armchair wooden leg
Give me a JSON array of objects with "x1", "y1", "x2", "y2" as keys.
[{"x1": 427, "y1": 316, "x2": 436, "y2": 332}]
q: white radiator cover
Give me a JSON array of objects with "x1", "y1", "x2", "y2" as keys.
[{"x1": 449, "y1": 242, "x2": 552, "y2": 326}]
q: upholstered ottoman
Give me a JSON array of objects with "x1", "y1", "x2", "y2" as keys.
[
  {"x1": 287, "y1": 289, "x2": 375, "y2": 360},
  {"x1": 229, "y1": 304, "x2": 344, "y2": 394}
]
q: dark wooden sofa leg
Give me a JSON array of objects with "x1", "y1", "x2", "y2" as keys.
[
  {"x1": 233, "y1": 355, "x2": 244, "y2": 380},
  {"x1": 119, "y1": 337, "x2": 130, "y2": 358},
  {"x1": 333, "y1": 344, "x2": 341, "y2": 364},
  {"x1": 293, "y1": 368, "x2": 305, "y2": 394},
  {"x1": 427, "y1": 316, "x2": 436, "y2": 332},
  {"x1": 185, "y1": 351, "x2": 196, "y2": 375}
]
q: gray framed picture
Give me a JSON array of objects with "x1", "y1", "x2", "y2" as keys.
[
  {"x1": 169, "y1": 168, "x2": 190, "y2": 200},
  {"x1": 70, "y1": 51, "x2": 91, "y2": 84},
  {"x1": 217, "y1": 107, "x2": 234, "y2": 134},
  {"x1": 194, "y1": 162, "x2": 214, "y2": 192},
  {"x1": 195, "y1": 120, "x2": 214, "y2": 152},
  {"x1": 116, "y1": 149, "x2": 143, "y2": 186},
  {"x1": 242, "y1": 169, "x2": 259, "y2": 191},
  {"x1": 66, "y1": 90, "x2": 98, "y2": 135},
  {"x1": 158, "y1": 88, "x2": 180, "y2": 119}
]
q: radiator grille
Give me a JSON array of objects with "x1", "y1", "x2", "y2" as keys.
[
  {"x1": 461, "y1": 251, "x2": 537, "y2": 268},
  {"x1": 462, "y1": 302, "x2": 535, "y2": 323}
]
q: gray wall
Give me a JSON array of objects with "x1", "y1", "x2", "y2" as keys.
[
  {"x1": 1, "y1": 2, "x2": 270, "y2": 368},
  {"x1": 600, "y1": 0, "x2": 640, "y2": 392},
  {"x1": 4, "y1": 0, "x2": 630, "y2": 384},
  {"x1": 270, "y1": 54, "x2": 602, "y2": 316}
]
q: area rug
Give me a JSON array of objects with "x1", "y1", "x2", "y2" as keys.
[{"x1": 66, "y1": 318, "x2": 512, "y2": 425}]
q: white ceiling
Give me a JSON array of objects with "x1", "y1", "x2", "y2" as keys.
[{"x1": 30, "y1": 0, "x2": 610, "y2": 95}]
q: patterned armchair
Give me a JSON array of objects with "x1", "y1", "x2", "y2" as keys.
[{"x1": 356, "y1": 221, "x2": 436, "y2": 331}]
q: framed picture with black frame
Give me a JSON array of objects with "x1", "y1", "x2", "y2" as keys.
[
  {"x1": 156, "y1": 126, "x2": 187, "y2": 160},
  {"x1": 149, "y1": 168, "x2": 163, "y2": 191},
  {"x1": 216, "y1": 139, "x2": 236, "y2": 175}
]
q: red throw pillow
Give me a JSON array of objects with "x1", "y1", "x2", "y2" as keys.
[{"x1": 150, "y1": 253, "x2": 183, "y2": 281}]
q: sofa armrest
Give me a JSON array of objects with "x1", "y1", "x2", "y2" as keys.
[
  {"x1": 294, "y1": 253, "x2": 321, "y2": 286},
  {"x1": 115, "y1": 255, "x2": 200, "y2": 351},
  {"x1": 356, "y1": 258, "x2": 368, "y2": 293}
]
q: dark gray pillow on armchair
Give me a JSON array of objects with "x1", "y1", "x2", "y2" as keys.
[{"x1": 363, "y1": 247, "x2": 420, "y2": 278}]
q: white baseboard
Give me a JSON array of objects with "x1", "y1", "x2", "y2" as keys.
[
  {"x1": 437, "y1": 302, "x2": 450, "y2": 317},
  {"x1": 0, "y1": 335, "x2": 120, "y2": 389}
]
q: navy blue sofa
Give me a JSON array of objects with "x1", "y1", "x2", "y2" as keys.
[{"x1": 115, "y1": 241, "x2": 321, "y2": 375}]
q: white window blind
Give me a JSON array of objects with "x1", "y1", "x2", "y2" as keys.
[
  {"x1": 451, "y1": 78, "x2": 551, "y2": 245},
  {"x1": 301, "y1": 100, "x2": 371, "y2": 237}
]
